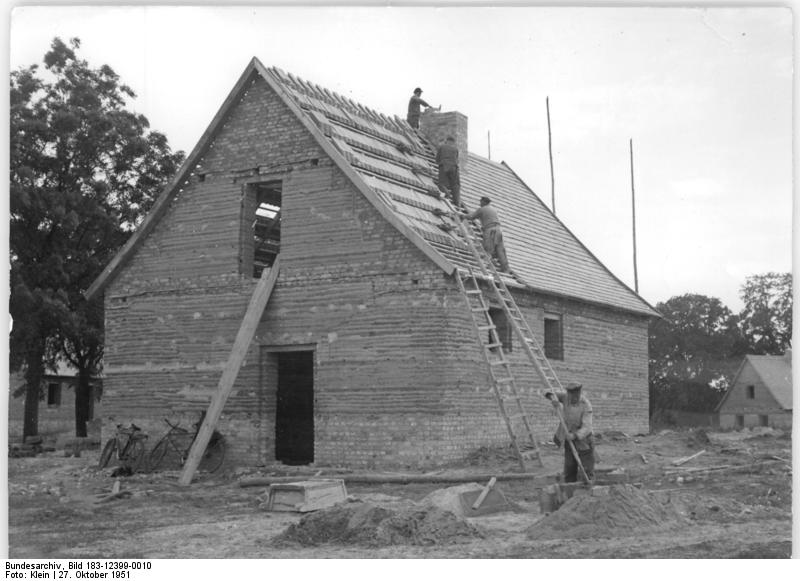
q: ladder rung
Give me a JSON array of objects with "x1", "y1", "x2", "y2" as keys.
[
  {"x1": 471, "y1": 306, "x2": 488, "y2": 312},
  {"x1": 489, "y1": 359, "x2": 509, "y2": 367},
  {"x1": 478, "y1": 325, "x2": 496, "y2": 332},
  {"x1": 495, "y1": 377, "x2": 514, "y2": 384},
  {"x1": 465, "y1": 289, "x2": 483, "y2": 295},
  {"x1": 507, "y1": 413, "x2": 528, "y2": 421},
  {"x1": 521, "y1": 449, "x2": 541, "y2": 460},
  {"x1": 484, "y1": 342, "x2": 503, "y2": 350}
]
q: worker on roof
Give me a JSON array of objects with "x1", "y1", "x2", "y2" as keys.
[
  {"x1": 436, "y1": 136, "x2": 461, "y2": 207},
  {"x1": 406, "y1": 87, "x2": 430, "y2": 129},
  {"x1": 460, "y1": 196, "x2": 510, "y2": 273},
  {"x1": 545, "y1": 382, "x2": 595, "y2": 483}
]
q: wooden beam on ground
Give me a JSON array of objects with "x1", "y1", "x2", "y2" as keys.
[{"x1": 178, "y1": 258, "x2": 281, "y2": 486}]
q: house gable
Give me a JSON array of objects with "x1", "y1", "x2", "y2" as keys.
[{"x1": 717, "y1": 356, "x2": 792, "y2": 415}]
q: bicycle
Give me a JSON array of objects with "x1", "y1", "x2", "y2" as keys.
[
  {"x1": 148, "y1": 413, "x2": 226, "y2": 473},
  {"x1": 98, "y1": 423, "x2": 148, "y2": 472}
]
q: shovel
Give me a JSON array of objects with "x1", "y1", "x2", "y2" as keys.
[{"x1": 546, "y1": 393, "x2": 592, "y2": 485}]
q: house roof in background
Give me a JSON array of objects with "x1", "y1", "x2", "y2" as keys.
[
  {"x1": 717, "y1": 354, "x2": 793, "y2": 411},
  {"x1": 747, "y1": 355, "x2": 793, "y2": 409}
]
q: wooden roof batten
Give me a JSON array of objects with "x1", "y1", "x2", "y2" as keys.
[{"x1": 254, "y1": 59, "x2": 456, "y2": 276}]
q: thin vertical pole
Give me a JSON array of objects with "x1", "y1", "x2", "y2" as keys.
[
  {"x1": 487, "y1": 130, "x2": 491, "y2": 160},
  {"x1": 547, "y1": 97, "x2": 555, "y2": 214},
  {"x1": 630, "y1": 138, "x2": 639, "y2": 293}
]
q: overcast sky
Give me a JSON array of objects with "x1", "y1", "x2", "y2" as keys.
[{"x1": 6, "y1": 3, "x2": 794, "y2": 312}]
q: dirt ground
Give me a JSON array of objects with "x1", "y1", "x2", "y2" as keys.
[{"x1": 6, "y1": 427, "x2": 793, "y2": 558}]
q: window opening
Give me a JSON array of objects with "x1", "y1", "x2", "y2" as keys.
[
  {"x1": 47, "y1": 383, "x2": 62, "y2": 407},
  {"x1": 759, "y1": 415, "x2": 769, "y2": 427},
  {"x1": 244, "y1": 181, "x2": 282, "y2": 278},
  {"x1": 544, "y1": 314, "x2": 564, "y2": 361},
  {"x1": 746, "y1": 385, "x2": 755, "y2": 399},
  {"x1": 488, "y1": 308, "x2": 512, "y2": 353},
  {"x1": 735, "y1": 415, "x2": 745, "y2": 429}
]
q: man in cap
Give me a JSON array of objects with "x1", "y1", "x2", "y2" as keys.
[
  {"x1": 545, "y1": 382, "x2": 595, "y2": 483},
  {"x1": 461, "y1": 196, "x2": 510, "y2": 273},
  {"x1": 406, "y1": 88, "x2": 430, "y2": 129},
  {"x1": 436, "y1": 135, "x2": 461, "y2": 207}
]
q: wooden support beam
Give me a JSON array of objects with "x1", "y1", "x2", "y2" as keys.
[{"x1": 178, "y1": 258, "x2": 281, "y2": 486}]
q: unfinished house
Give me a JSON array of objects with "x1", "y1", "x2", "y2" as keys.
[
  {"x1": 86, "y1": 59, "x2": 658, "y2": 469},
  {"x1": 716, "y1": 352, "x2": 793, "y2": 430}
]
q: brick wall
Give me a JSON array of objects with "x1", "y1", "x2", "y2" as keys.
[
  {"x1": 101, "y1": 70, "x2": 651, "y2": 469},
  {"x1": 420, "y1": 110, "x2": 469, "y2": 173}
]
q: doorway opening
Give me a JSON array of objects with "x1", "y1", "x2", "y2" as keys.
[{"x1": 275, "y1": 351, "x2": 314, "y2": 465}]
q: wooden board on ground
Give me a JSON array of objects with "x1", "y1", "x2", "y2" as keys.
[{"x1": 266, "y1": 479, "x2": 347, "y2": 513}]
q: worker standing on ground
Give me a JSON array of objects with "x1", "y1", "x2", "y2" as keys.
[
  {"x1": 406, "y1": 87, "x2": 430, "y2": 129},
  {"x1": 546, "y1": 382, "x2": 595, "y2": 483},
  {"x1": 461, "y1": 196, "x2": 510, "y2": 273},
  {"x1": 436, "y1": 136, "x2": 461, "y2": 207}
]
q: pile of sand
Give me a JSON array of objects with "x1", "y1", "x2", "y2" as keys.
[
  {"x1": 527, "y1": 485, "x2": 685, "y2": 540},
  {"x1": 272, "y1": 501, "x2": 484, "y2": 547}
]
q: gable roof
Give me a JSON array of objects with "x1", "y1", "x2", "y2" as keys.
[
  {"x1": 717, "y1": 354, "x2": 793, "y2": 411},
  {"x1": 86, "y1": 58, "x2": 657, "y2": 317}
]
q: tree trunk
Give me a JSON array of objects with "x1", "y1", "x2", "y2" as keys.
[
  {"x1": 74, "y1": 366, "x2": 93, "y2": 438},
  {"x1": 22, "y1": 344, "x2": 44, "y2": 440}
]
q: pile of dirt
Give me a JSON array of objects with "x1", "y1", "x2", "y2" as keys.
[
  {"x1": 527, "y1": 485, "x2": 685, "y2": 540},
  {"x1": 271, "y1": 501, "x2": 484, "y2": 547}
]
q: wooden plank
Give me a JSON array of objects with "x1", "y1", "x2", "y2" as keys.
[
  {"x1": 178, "y1": 258, "x2": 281, "y2": 486},
  {"x1": 471, "y1": 476, "x2": 497, "y2": 509}
]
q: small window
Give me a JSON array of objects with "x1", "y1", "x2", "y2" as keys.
[
  {"x1": 746, "y1": 385, "x2": 755, "y2": 399},
  {"x1": 544, "y1": 314, "x2": 563, "y2": 360},
  {"x1": 488, "y1": 308, "x2": 512, "y2": 353},
  {"x1": 735, "y1": 415, "x2": 745, "y2": 429},
  {"x1": 759, "y1": 415, "x2": 769, "y2": 427},
  {"x1": 47, "y1": 383, "x2": 62, "y2": 407},
  {"x1": 242, "y1": 181, "x2": 282, "y2": 278}
]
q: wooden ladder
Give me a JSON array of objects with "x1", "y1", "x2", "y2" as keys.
[
  {"x1": 451, "y1": 215, "x2": 568, "y2": 470},
  {"x1": 456, "y1": 267, "x2": 543, "y2": 471}
]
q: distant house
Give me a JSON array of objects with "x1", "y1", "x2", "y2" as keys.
[
  {"x1": 716, "y1": 352, "x2": 793, "y2": 429},
  {"x1": 7, "y1": 362, "x2": 102, "y2": 439},
  {"x1": 85, "y1": 59, "x2": 657, "y2": 469}
]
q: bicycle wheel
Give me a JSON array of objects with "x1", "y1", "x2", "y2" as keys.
[
  {"x1": 98, "y1": 438, "x2": 117, "y2": 468},
  {"x1": 199, "y1": 438, "x2": 226, "y2": 473},
  {"x1": 126, "y1": 439, "x2": 147, "y2": 473},
  {"x1": 148, "y1": 438, "x2": 170, "y2": 472}
]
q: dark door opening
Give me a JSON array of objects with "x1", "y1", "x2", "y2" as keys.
[{"x1": 275, "y1": 351, "x2": 314, "y2": 465}]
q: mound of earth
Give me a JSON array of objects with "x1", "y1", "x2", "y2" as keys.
[
  {"x1": 272, "y1": 501, "x2": 483, "y2": 547},
  {"x1": 527, "y1": 485, "x2": 685, "y2": 540}
]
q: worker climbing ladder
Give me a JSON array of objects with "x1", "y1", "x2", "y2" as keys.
[{"x1": 442, "y1": 205, "x2": 568, "y2": 471}]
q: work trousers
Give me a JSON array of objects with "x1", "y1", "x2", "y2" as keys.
[
  {"x1": 563, "y1": 443, "x2": 595, "y2": 483},
  {"x1": 482, "y1": 226, "x2": 510, "y2": 272},
  {"x1": 407, "y1": 114, "x2": 420, "y2": 129},
  {"x1": 438, "y1": 165, "x2": 461, "y2": 207}
]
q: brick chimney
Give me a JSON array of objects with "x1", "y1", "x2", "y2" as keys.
[{"x1": 420, "y1": 110, "x2": 468, "y2": 173}]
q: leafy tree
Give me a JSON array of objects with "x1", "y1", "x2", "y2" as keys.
[
  {"x1": 649, "y1": 294, "x2": 747, "y2": 416},
  {"x1": 10, "y1": 37, "x2": 184, "y2": 438},
  {"x1": 739, "y1": 272, "x2": 792, "y2": 355}
]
